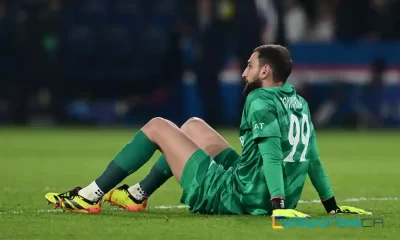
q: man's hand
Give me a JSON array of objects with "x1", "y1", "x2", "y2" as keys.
[
  {"x1": 331, "y1": 206, "x2": 372, "y2": 215},
  {"x1": 322, "y1": 197, "x2": 372, "y2": 215},
  {"x1": 270, "y1": 197, "x2": 310, "y2": 218}
]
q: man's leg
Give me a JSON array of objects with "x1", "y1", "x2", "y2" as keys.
[
  {"x1": 181, "y1": 117, "x2": 231, "y2": 157},
  {"x1": 181, "y1": 118, "x2": 241, "y2": 169},
  {"x1": 45, "y1": 117, "x2": 205, "y2": 213},
  {"x1": 107, "y1": 117, "x2": 238, "y2": 209}
]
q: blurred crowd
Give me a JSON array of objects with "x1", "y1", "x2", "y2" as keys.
[
  {"x1": 1, "y1": 0, "x2": 400, "y2": 126},
  {"x1": 285, "y1": 0, "x2": 400, "y2": 43}
]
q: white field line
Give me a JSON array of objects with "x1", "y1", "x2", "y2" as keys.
[
  {"x1": 298, "y1": 197, "x2": 399, "y2": 203},
  {"x1": 0, "y1": 197, "x2": 398, "y2": 215}
]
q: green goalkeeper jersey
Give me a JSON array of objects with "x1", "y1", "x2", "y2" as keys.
[{"x1": 233, "y1": 82, "x2": 333, "y2": 215}]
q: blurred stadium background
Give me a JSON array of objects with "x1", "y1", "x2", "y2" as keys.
[
  {"x1": 0, "y1": 0, "x2": 399, "y2": 129},
  {"x1": 1, "y1": 1, "x2": 399, "y2": 238}
]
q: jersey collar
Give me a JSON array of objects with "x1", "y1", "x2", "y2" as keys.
[{"x1": 279, "y1": 82, "x2": 294, "y2": 93}]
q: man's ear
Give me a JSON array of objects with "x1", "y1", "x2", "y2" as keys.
[{"x1": 261, "y1": 65, "x2": 270, "y2": 79}]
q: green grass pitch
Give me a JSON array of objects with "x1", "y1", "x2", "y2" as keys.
[{"x1": 0, "y1": 127, "x2": 399, "y2": 239}]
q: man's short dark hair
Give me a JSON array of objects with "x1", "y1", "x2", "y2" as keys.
[{"x1": 253, "y1": 45, "x2": 292, "y2": 83}]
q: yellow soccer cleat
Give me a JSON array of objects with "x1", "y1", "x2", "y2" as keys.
[
  {"x1": 45, "y1": 187, "x2": 101, "y2": 214},
  {"x1": 103, "y1": 184, "x2": 147, "y2": 211}
]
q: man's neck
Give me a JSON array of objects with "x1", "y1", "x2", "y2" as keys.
[{"x1": 263, "y1": 81, "x2": 284, "y2": 88}]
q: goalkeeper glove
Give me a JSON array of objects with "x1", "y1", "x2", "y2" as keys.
[
  {"x1": 322, "y1": 197, "x2": 372, "y2": 215},
  {"x1": 270, "y1": 197, "x2": 310, "y2": 218}
]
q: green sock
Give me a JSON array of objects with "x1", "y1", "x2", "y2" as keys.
[
  {"x1": 154, "y1": 154, "x2": 172, "y2": 176},
  {"x1": 113, "y1": 130, "x2": 158, "y2": 173},
  {"x1": 139, "y1": 154, "x2": 173, "y2": 196},
  {"x1": 95, "y1": 130, "x2": 158, "y2": 193}
]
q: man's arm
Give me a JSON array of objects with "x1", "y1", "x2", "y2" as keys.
[
  {"x1": 258, "y1": 137, "x2": 284, "y2": 198},
  {"x1": 307, "y1": 135, "x2": 340, "y2": 213},
  {"x1": 307, "y1": 136, "x2": 334, "y2": 200},
  {"x1": 247, "y1": 98, "x2": 287, "y2": 208},
  {"x1": 247, "y1": 99, "x2": 285, "y2": 201},
  {"x1": 307, "y1": 136, "x2": 372, "y2": 215},
  {"x1": 247, "y1": 96, "x2": 309, "y2": 216},
  {"x1": 259, "y1": 137, "x2": 309, "y2": 217}
]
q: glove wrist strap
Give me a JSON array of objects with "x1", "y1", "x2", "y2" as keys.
[
  {"x1": 322, "y1": 196, "x2": 339, "y2": 213},
  {"x1": 271, "y1": 197, "x2": 285, "y2": 210}
]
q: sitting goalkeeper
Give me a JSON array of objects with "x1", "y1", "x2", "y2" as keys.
[{"x1": 45, "y1": 45, "x2": 371, "y2": 217}]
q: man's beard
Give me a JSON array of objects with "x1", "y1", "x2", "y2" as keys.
[{"x1": 243, "y1": 77, "x2": 262, "y2": 97}]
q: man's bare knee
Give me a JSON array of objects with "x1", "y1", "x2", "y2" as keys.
[
  {"x1": 180, "y1": 117, "x2": 229, "y2": 157},
  {"x1": 142, "y1": 117, "x2": 177, "y2": 141},
  {"x1": 182, "y1": 117, "x2": 206, "y2": 127},
  {"x1": 181, "y1": 117, "x2": 206, "y2": 138}
]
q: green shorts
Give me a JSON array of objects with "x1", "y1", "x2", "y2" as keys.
[
  {"x1": 213, "y1": 147, "x2": 241, "y2": 170},
  {"x1": 179, "y1": 148, "x2": 246, "y2": 215}
]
